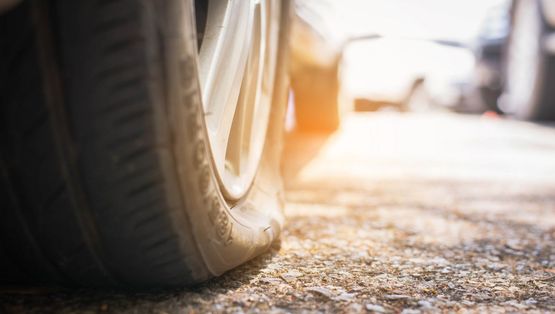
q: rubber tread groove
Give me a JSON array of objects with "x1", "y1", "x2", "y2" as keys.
[
  {"x1": 0, "y1": 157, "x2": 69, "y2": 283},
  {"x1": 31, "y1": 0, "x2": 121, "y2": 285},
  {"x1": 126, "y1": 179, "x2": 160, "y2": 198}
]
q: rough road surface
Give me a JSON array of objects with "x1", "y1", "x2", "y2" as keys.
[{"x1": 1, "y1": 112, "x2": 554, "y2": 313}]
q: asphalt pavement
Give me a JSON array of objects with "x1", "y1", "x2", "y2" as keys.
[{"x1": 1, "y1": 112, "x2": 554, "y2": 313}]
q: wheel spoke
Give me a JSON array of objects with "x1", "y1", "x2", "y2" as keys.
[
  {"x1": 199, "y1": 0, "x2": 253, "y2": 172},
  {"x1": 198, "y1": 0, "x2": 279, "y2": 200},
  {"x1": 226, "y1": 1, "x2": 264, "y2": 176}
]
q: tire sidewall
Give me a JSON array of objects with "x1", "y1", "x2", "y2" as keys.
[{"x1": 160, "y1": 0, "x2": 289, "y2": 277}]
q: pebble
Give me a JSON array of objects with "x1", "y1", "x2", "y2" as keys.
[
  {"x1": 417, "y1": 300, "x2": 432, "y2": 308},
  {"x1": 305, "y1": 287, "x2": 334, "y2": 299},
  {"x1": 384, "y1": 294, "x2": 410, "y2": 300},
  {"x1": 365, "y1": 304, "x2": 386, "y2": 313},
  {"x1": 280, "y1": 270, "x2": 303, "y2": 283}
]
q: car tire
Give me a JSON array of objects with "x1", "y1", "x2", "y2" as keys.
[
  {"x1": 0, "y1": 0, "x2": 290, "y2": 288},
  {"x1": 504, "y1": 0, "x2": 555, "y2": 120}
]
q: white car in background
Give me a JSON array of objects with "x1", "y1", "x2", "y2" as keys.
[{"x1": 342, "y1": 38, "x2": 476, "y2": 112}]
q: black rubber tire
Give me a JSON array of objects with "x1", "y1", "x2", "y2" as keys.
[
  {"x1": 291, "y1": 61, "x2": 341, "y2": 133},
  {"x1": 0, "y1": 0, "x2": 290, "y2": 288},
  {"x1": 507, "y1": 0, "x2": 555, "y2": 120}
]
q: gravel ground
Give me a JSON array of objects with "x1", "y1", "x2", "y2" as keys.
[{"x1": 1, "y1": 112, "x2": 554, "y2": 313}]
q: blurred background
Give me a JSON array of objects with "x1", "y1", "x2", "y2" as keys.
[
  {"x1": 289, "y1": 0, "x2": 555, "y2": 130},
  {"x1": 283, "y1": 0, "x2": 555, "y2": 272}
]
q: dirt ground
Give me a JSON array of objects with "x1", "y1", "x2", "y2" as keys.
[{"x1": 1, "y1": 112, "x2": 554, "y2": 313}]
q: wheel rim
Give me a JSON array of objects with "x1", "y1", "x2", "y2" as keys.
[
  {"x1": 197, "y1": 0, "x2": 279, "y2": 201},
  {"x1": 506, "y1": 0, "x2": 541, "y2": 114}
]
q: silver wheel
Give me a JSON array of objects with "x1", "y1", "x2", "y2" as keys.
[{"x1": 198, "y1": 0, "x2": 280, "y2": 200}]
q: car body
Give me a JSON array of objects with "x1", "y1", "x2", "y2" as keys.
[{"x1": 289, "y1": 0, "x2": 346, "y2": 131}]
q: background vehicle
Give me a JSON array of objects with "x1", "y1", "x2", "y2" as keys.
[
  {"x1": 501, "y1": 0, "x2": 555, "y2": 120},
  {"x1": 322, "y1": 0, "x2": 511, "y2": 117},
  {"x1": 0, "y1": 0, "x2": 290, "y2": 288},
  {"x1": 471, "y1": 0, "x2": 511, "y2": 113},
  {"x1": 343, "y1": 38, "x2": 427, "y2": 112},
  {"x1": 342, "y1": 38, "x2": 476, "y2": 113}
]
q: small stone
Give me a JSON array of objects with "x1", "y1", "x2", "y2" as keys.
[
  {"x1": 417, "y1": 300, "x2": 432, "y2": 308},
  {"x1": 260, "y1": 277, "x2": 282, "y2": 285},
  {"x1": 365, "y1": 304, "x2": 386, "y2": 313},
  {"x1": 524, "y1": 298, "x2": 537, "y2": 305},
  {"x1": 280, "y1": 270, "x2": 303, "y2": 283},
  {"x1": 306, "y1": 286, "x2": 334, "y2": 299},
  {"x1": 334, "y1": 292, "x2": 356, "y2": 302},
  {"x1": 384, "y1": 294, "x2": 410, "y2": 300}
]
